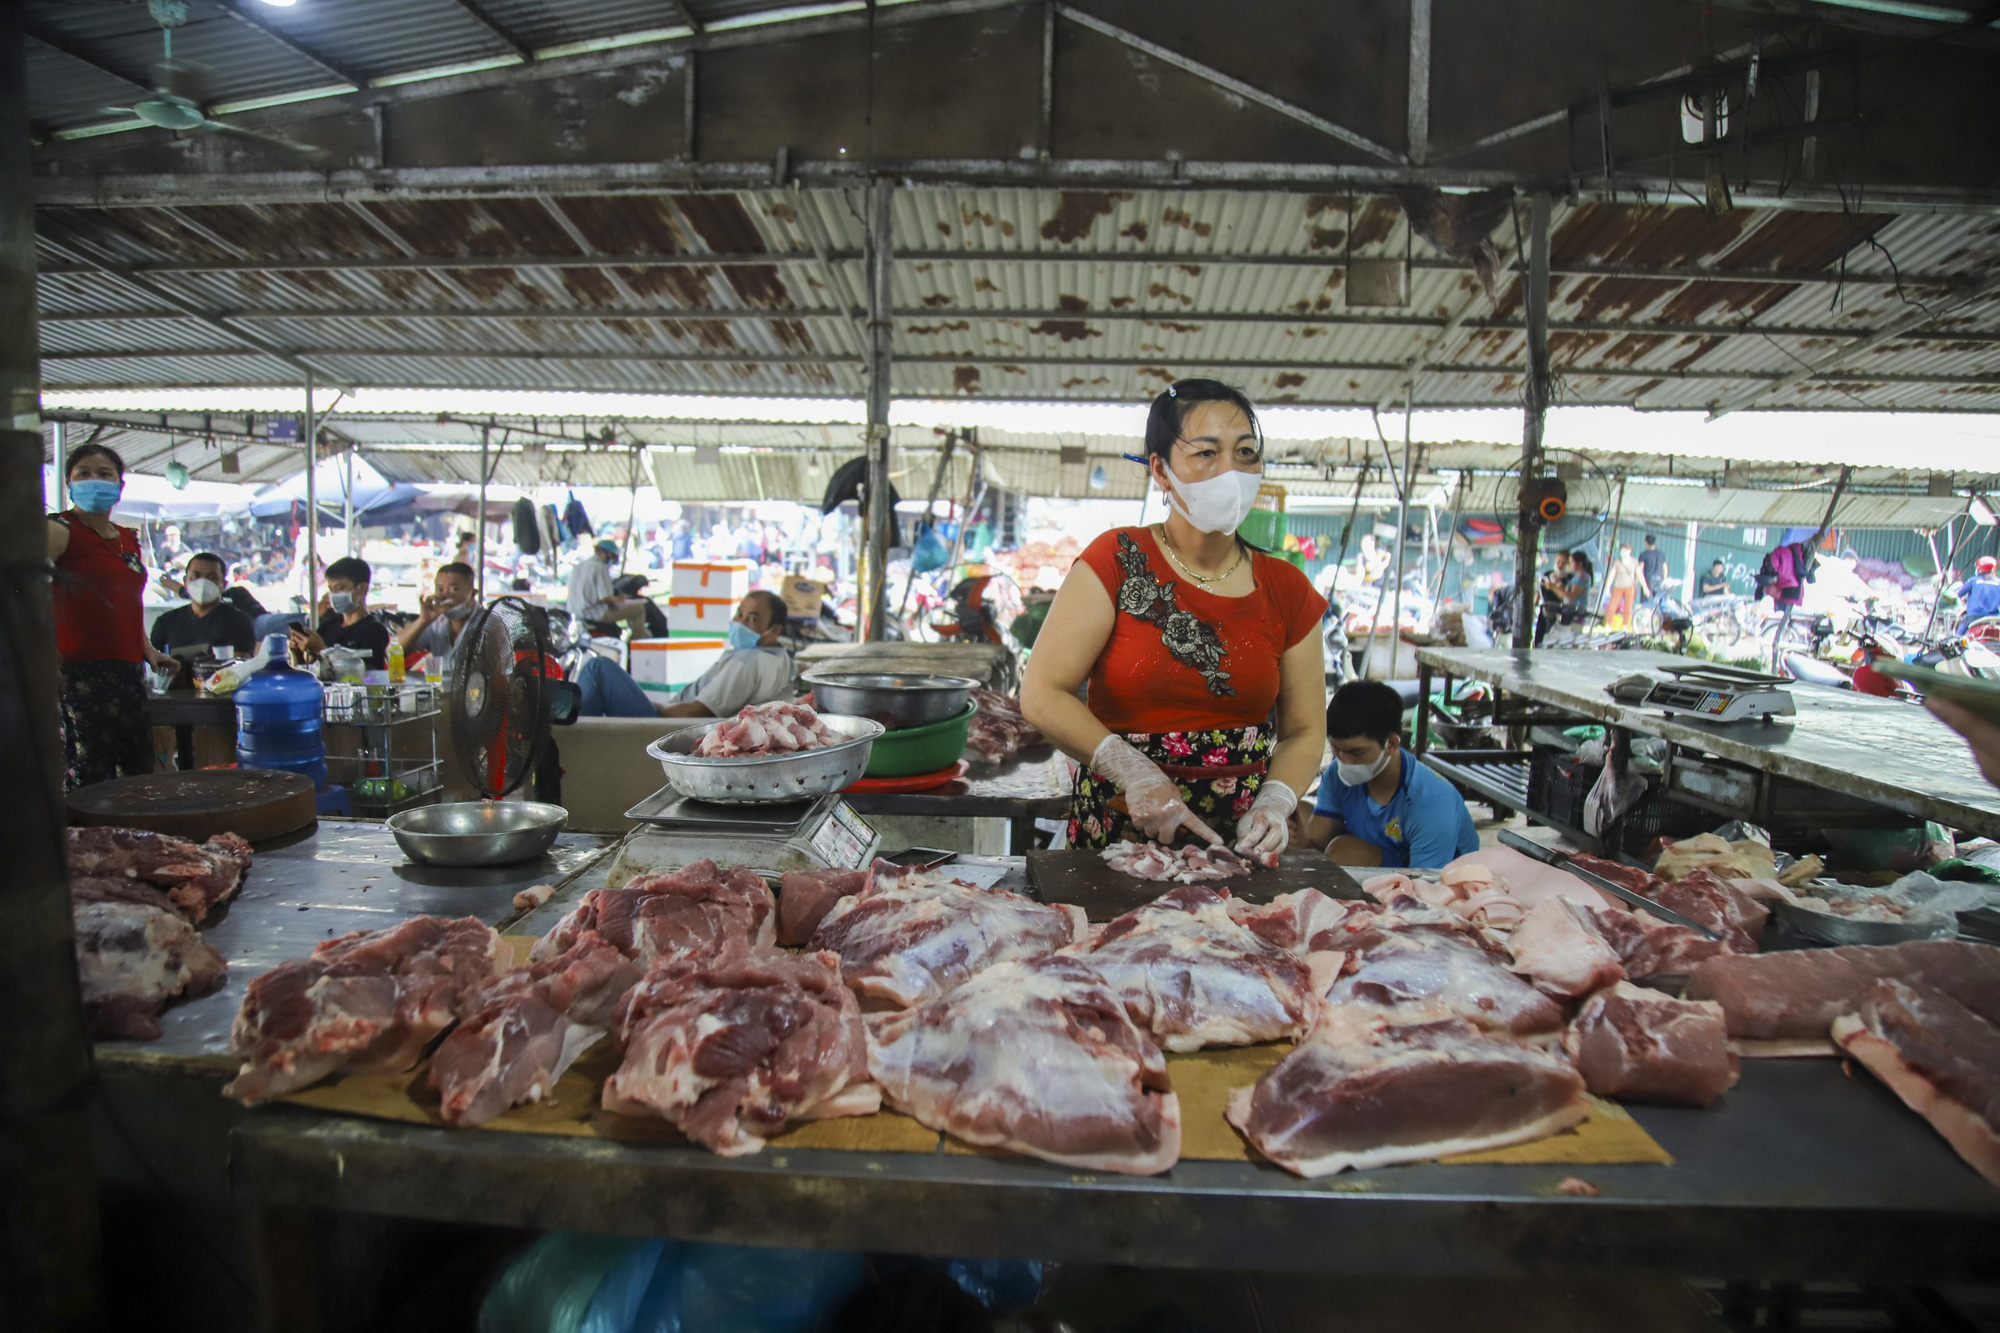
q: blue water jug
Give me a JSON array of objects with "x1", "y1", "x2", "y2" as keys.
[{"x1": 235, "y1": 633, "x2": 328, "y2": 787}]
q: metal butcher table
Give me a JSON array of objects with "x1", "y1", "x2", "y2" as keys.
[{"x1": 1412, "y1": 645, "x2": 2000, "y2": 846}]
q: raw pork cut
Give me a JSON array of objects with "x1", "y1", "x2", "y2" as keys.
[
  {"x1": 427, "y1": 932, "x2": 642, "y2": 1127},
  {"x1": 602, "y1": 942, "x2": 878, "y2": 1156},
  {"x1": 1101, "y1": 840, "x2": 1273, "y2": 883},
  {"x1": 1506, "y1": 897, "x2": 1625, "y2": 999},
  {"x1": 1225, "y1": 1003, "x2": 1588, "y2": 1177},
  {"x1": 224, "y1": 915, "x2": 509, "y2": 1105},
  {"x1": 67, "y1": 826, "x2": 253, "y2": 923},
  {"x1": 1568, "y1": 855, "x2": 1768, "y2": 954},
  {"x1": 1228, "y1": 889, "x2": 1352, "y2": 956},
  {"x1": 866, "y1": 954, "x2": 1181, "y2": 1174},
  {"x1": 1687, "y1": 941, "x2": 2000, "y2": 1040},
  {"x1": 1066, "y1": 885, "x2": 1321, "y2": 1051},
  {"x1": 964, "y1": 689, "x2": 1045, "y2": 764},
  {"x1": 72, "y1": 895, "x2": 226, "y2": 1040},
  {"x1": 1323, "y1": 905, "x2": 1567, "y2": 1036},
  {"x1": 810, "y1": 863, "x2": 1085, "y2": 1007},
  {"x1": 531, "y1": 858, "x2": 775, "y2": 966},
  {"x1": 1832, "y1": 979, "x2": 2000, "y2": 1187},
  {"x1": 777, "y1": 866, "x2": 869, "y2": 947},
  {"x1": 1437, "y1": 847, "x2": 1619, "y2": 911},
  {"x1": 1564, "y1": 982, "x2": 1738, "y2": 1107},
  {"x1": 694, "y1": 701, "x2": 841, "y2": 757}
]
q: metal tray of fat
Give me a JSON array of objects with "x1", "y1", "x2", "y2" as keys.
[{"x1": 645, "y1": 713, "x2": 883, "y2": 804}]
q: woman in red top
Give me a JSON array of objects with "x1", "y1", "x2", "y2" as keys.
[
  {"x1": 1022, "y1": 381, "x2": 1328, "y2": 854},
  {"x1": 48, "y1": 444, "x2": 174, "y2": 788}
]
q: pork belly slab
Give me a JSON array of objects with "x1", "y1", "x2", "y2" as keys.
[
  {"x1": 1688, "y1": 941, "x2": 2000, "y2": 1040},
  {"x1": 1226, "y1": 1004, "x2": 1588, "y2": 1178},
  {"x1": 1564, "y1": 982, "x2": 1738, "y2": 1108},
  {"x1": 776, "y1": 867, "x2": 869, "y2": 948},
  {"x1": 866, "y1": 954, "x2": 1181, "y2": 1175},
  {"x1": 1833, "y1": 979, "x2": 2000, "y2": 1188},
  {"x1": 603, "y1": 943, "x2": 877, "y2": 1156},
  {"x1": 1323, "y1": 903, "x2": 1567, "y2": 1037},
  {"x1": 531, "y1": 858, "x2": 776, "y2": 966}
]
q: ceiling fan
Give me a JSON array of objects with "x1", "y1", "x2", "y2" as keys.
[{"x1": 100, "y1": 0, "x2": 322, "y2": 155}]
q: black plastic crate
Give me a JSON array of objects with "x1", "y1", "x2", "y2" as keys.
[{"x1": 1528, "y1": 747, "x2": 1712, "y2": 854}]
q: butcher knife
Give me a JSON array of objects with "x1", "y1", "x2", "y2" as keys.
[{"x1": 1497, "y1": 830, "x2": 1721, "y2": 940}]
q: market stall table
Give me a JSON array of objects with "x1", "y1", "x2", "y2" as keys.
[
  {"x1": 841, "y1": 744, "x2": 1072, "y2": 854},
  {"x1": 149, "y1": 687, "x2": 235, "y2": 772}
]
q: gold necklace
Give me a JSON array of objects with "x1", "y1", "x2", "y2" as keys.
[{"x1": 1156, "y1": 525, "x2": 1242, "y2": 588}]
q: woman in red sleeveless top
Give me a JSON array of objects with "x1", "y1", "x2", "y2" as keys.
[
  {"x1": 47, "y1": 444, "x2": 173, "y2": 788},
  {"x1": 1022, "y1": 381, "x2": 1327, "y2": 854}
]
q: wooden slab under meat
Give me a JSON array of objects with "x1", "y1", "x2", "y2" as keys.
[
  {"x1": 1026, "y1": 848, "x2": 1367, "y2": 923},
  {"x1": 68, "y1": 770, "x2": 316, "y2": 843}
]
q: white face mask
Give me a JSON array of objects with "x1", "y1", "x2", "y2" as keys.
[
  {"x1": 1336, "y1": 744, "x2": 1395, "y2": 788},
  {"x1": 186, "y1": 577, "x2": 222, "y2": 606},
  {"x1": 1160, "y1": 465, "x2": 1264, "y2": 536}
]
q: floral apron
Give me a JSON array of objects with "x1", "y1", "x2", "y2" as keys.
[{"x1": 1068, "y1": 724, "x2": 1270, "y2": 850}]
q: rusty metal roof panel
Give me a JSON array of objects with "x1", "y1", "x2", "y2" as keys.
[
  {"x1": 230, "y1": 0, "x2": 526, "y2": 78},
  {"x1": 475, "y1": 0, "x2": 692, "y2": 49}
]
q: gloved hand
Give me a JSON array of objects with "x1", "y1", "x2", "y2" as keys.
[
  {"x1": 1091, "y1": 735, "x2": 1222, "y2": 847},
  {"x1": 1233, "y1": 779, "x2": 1297, "y2": 859}
]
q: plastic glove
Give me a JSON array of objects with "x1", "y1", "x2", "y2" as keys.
[
  {"x1": 1091, "y1": 734, "x2": 1222, "y2": 846},
  {"x1": 1233, "y1": 779, "x2": 1297, "y2": 859}
]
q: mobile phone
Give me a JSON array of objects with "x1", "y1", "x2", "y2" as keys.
[
  {"x1": 1872, "y1": 659, "x2": 2000, "y2": 725},
  {"x1": 882, "y1": 847, "x2": 958, "y2": 869}
]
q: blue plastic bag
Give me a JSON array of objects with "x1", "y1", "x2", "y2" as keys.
[
  {"x1": 478, "y1": 1232, "x2": 646, "y2": 1333},
  {"x1": 580, "y1": 1238, "x2": 864, "y2": 1333},
  {"x1": 911, "y1": 520, "x2": 951, "y2": 574}
]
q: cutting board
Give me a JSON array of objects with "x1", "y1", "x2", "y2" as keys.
[
  {"x1": 67, "y1": 769, "x2": 317, "y2": 842},
  {"x1": 1026, "y1": 848, "x2": 1368, "y2": 922}
]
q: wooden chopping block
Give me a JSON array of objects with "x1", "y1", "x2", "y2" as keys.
[
  {"x1": 67, "y1": 769, "x2": 317, "y2": 842},
  {"x1": 1025, "y1": 848, "x2": 1367, "y2": 922}
]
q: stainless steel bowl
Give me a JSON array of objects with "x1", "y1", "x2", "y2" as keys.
[
  {"x1": 646, "y1": 714, "x2": 884, "y2": 804},
  {"x1": 387, "y1": 801, "x2": 569, "y2": 867},
  {"x1": 803, "y1": 672, "x2": 981, "y2": 730}
]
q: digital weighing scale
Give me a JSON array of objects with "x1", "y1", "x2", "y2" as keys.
[
  {"x1": 622, "y1": 786, "x2": 882, "y2": 872},
  {"x1": 1639, "y1": 665, "x2": 1796, "y2": 723}
]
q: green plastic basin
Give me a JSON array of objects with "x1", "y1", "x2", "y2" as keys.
[{"x1": 863, "y1": 700, "x2": 978, "y2": 778}]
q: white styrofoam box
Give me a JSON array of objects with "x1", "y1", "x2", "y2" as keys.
[
  {"x1": 669, "y1": 595, "x2": 735, "y2": 638},
  {"x1": 630, "y1": 637, "x2": 727, "y2": 691},
  {"x1": 670, "y1": 561, "x2": 751, "y2": 603}
]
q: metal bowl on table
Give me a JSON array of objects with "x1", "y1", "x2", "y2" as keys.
[
  {"x1": 646, "y1": 714, "x2": 885, "y2": 805},
  {"x1": 388, "y1": 801, "x2": 569, "y2": 867},
  {"x1": 802, "y1": 672, "x2": 981, "y2": 731}
]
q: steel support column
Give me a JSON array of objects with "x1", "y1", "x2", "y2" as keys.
[
  {"x1": 477, "y1": 424, "x2": 491, "y2": 603},
  {"x1": 305, "y1": 373, "x2": 318, "y2": 615},
  {"x1": 0, "y1": 3, "x2": 101, "y2": 1323},
  {"x1": 862, "y1": 182, "x2": 895, "y2": 642},
  {"x1": 1512, "y1": 194, "x2": 1552, "y2": 650},
  {"x1": 1386, "y1": 385, "x2": 1416, "y2": 680}
]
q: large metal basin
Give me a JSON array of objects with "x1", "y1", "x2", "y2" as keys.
[
  {"x1": 803, "y1": 672, "x2": 980, "y2": 730},
  {"x1": 387, "y1": 801, "x2": 568, "y2": 866},
  {"x1": 646, "y1": 713, "x2": 883, "y2": 805}
]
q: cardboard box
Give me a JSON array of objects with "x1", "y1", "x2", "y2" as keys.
[
  {"x1": 781, "y1": 573, "x2": 833, "y2": 618},
  {"x1": 670, "y1": 561, "x2": 751, "y2": 602},
  {"x1": 668, "y1": 594, "x2": 735, "y2": 638},
  {"x1": 629, "y1": 636, "x2": 727, "y2": 691}
]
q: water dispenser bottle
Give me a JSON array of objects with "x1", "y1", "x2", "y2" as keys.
[{"x1": 235, "y1": 632, "x2": 328, "y2": 787}]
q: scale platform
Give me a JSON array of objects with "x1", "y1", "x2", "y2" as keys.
[
  {"x1": 624, "y1": 786, "x2": 881, "y2": 870},
  {"x1": 1642, "y1": 664, "x2": 1797, "y2": 723}
]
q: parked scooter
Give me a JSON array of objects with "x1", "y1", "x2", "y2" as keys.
[{"x1": 1323, "y1": 595, "x2": 1351, "y2": 686}]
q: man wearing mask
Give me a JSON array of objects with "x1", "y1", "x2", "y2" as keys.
[
  {"x1": 150, "y1": 552, "x2": 258, "y2": 672},
  {"x1": 574, "y1": 591, "x2": 794, "y2": 718},
  {"x1": 1301, "y1": 680, "x2": 1478, "y2": 868},
  {"x1": 290, "y1": 556, "x2": 391, "y2": 671},
  {"x1": 568, "y1": 538, "x2": 648, "y2": 636},
  {"x1": 396, "y1": 561, "x2": 479, "y2": 675}
]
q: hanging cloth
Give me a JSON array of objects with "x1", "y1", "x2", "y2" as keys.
[
  {"x1": 563, "y1": 490, "x2": 593, "y2": 539},
  {"x1": 512, "y1": 497, "x2": 541, "y2": 555}
]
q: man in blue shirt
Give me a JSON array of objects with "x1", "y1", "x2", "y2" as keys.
[
  {"x1": 1956, "y1": 556, "x2": 2000, "y2": 635},
  {"x1": 1302, "y1": 680, "x2": 1480, "y2": 869}
]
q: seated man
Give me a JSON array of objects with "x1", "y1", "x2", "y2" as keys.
[
  {"x1": 1302, "y1": 679, "x2": 1479, "y2": 869},
  {"x1": 289, "y1": 555, "x2": 391, "y2": 671},
  {"x1": 567, "y1": 538, "x2": 649, "y2": 638},
  {"x1": 395, "y1": 561, "x2": 479, "y2": 677},
  {"x1": 575, "y1": 590, "x2": 793, "y2": 719},
  {"x1": 150, "y1": 551, "x2": 258, "y2": 677}
]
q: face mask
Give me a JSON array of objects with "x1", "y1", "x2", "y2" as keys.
[
  {"x1": 443, "y1": 601, "x2": 474, "y2": 622},
  {"x1": 1160, "y1": 465, "x2": 1263, "y2": 536},
  {"x1": 70, "y1": 479, "x2": 121, "y2": 514},
  {"x1": 1336, "y1": 745, "x2": 1395, "y2": 788},
  {"x1": 186, "y1": 578, "x2": 222, "y2": 606},
  {"x1": 329, "y1": 592, "x2": 355, "y2": 615},
  {"x1": 726, "y1": 620, "x2": 763, "y2": 651}
]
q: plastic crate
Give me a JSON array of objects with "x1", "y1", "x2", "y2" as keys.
[{"x1": 1527, "y1": 747, "x2": 1710, "y2": 854}]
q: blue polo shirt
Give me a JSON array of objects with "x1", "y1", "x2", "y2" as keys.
[{"x1": 1313, "y1": 750, "x2": 1479, "y2": 869}]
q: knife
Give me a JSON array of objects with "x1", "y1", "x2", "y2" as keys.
[{"x1": 1497, "y1": 829, "x2": 1721, "y2": 940}]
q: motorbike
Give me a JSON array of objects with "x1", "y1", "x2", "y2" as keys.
[{"x1": 1323, "y1": 595, "x2": 1351, "y2": 686}]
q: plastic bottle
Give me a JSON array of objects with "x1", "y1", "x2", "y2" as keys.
[
  {"x1": 387, "y1": 639, "x2": 406, "y2": 684},
  {"x1": 235, "y1": 632, "x2": 329, "y2": 787}
]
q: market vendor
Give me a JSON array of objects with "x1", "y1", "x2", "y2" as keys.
[
  {"x1": 47, "y1": 443, "x2": 178, "y2": 788},
  {"x1": 150, "y1": 551, "x2": 259, "y2": 670},
  {"x1": 1021, "y1": 379, "x2": 1327, "y2": 856},
  {"x1": 289, "y1": 556, "x2": 390, "y2": 671},
  {"x1": 1302, "y1": 680, "x2": 1479, "y2": 869},
  {"x1": 567, "y1": 538, "x2": 649, "y2": 637},
  {"x1": 395, "y1": 561, "x2": 478, "y2": 675},
  {"x1": 574, "y1": 590, "x2": 793, "y2": 719}
]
